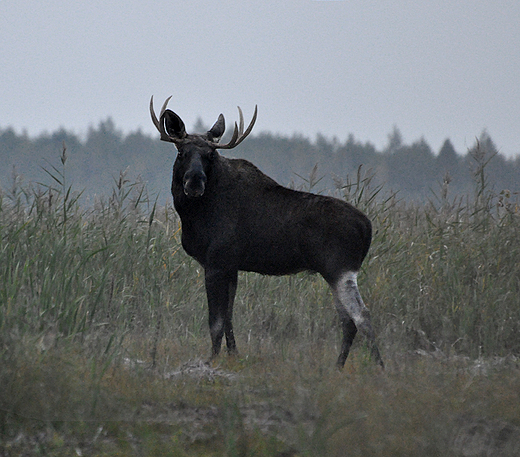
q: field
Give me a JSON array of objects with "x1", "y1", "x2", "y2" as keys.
[{"x1": 1, "y1": 148, "x2": 519, "y2": 456}]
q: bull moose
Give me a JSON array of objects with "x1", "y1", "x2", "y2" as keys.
[{"x1": 150, "y1": 96, "x2": 383, "y2": 368}]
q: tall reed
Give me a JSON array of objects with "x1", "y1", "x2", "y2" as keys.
[
  {"x1": 1, "y1": 144, "x2": 519, "y2": 455},
  {"x1": 1, "y1": 143, "x2": 518, "y2": 360}
]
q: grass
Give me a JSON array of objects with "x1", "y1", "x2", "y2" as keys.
[{"x1": 0, "y1": 145, "x2": 519, "y2": 455}]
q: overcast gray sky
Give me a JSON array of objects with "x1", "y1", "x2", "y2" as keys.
[{"x1": 2, "y1": 0, "x2": 520, "y2": 157}]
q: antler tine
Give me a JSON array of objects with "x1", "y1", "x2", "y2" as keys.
[
  {"x1": 149, "y1": 96, "x2": 161, "y2": 131},
  {"x1": 150, "y1": 95, "x2": 177, "y2": 143},
  {"x1": 232, "y1": 105, "x2": 257, "y2": 148},
  {"x1": 238, "y1": 106, "x2": 244, "y2": 136},
  {"x1": 225, "y1": 122, "x2": 240, "y2": 149},
  {"x1": 215, "y1": 105, "x2": 257, "y2": 150},
  {"x1": 241, "y1": 105, "x2": 257, "y2": 139},
  {"x1": 160, "y1": 95, "x2": 172, "y2": 119}
]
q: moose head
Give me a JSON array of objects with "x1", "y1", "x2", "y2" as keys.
[{"x1": 150, "y1": 96, "x2": 257, "y2": 198}]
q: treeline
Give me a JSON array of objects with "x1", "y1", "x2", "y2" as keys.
[{"x1": 1, "y1": 118, "x2": 519, "y2": 203}]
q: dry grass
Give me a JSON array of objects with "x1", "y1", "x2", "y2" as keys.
[
  {"x1": 1, "y1": 336, "x2": 519, "y2": 456},
  {"x1": 1, "y1": 145, "x2": 519, "y2": 455}
]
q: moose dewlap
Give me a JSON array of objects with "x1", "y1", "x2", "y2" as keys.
[{"x1": 150, "y1": 96, "x2": 383, "y2": 368}]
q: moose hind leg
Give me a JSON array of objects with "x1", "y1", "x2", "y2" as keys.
[
  {"x1": 335, "y1": 315, "x2": 357, "y2": 368},
  {"x1": 333, "y1": 272, "x2": 384, "y2": 368},
  {"x1": 205, "y1": 268, "x2": 238, "y2": 359}
]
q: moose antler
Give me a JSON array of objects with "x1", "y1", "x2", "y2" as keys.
[
  {"x1": 150, "y1": 96, "x2": 257, "y2": 149},
  {"x1": 209, "y1": 105, "x2": 258, "y2": 150},
  {"x1": 149, "y1": 95, "x2": 179, "y2": 143}
]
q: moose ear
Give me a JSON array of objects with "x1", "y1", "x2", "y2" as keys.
[
  {"x1": 207, "y1": 114, "x2": 225, "y2": 142},
  {"x1": 163, "y1": 110, "x2": 187, "y2": 140}
]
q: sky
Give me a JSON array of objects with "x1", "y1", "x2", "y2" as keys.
[{"x1": 1, "y1": 0, "x2": 520, "y2": 157}]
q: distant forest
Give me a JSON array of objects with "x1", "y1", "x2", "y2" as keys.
[{"x1": 1, "y1": 118, "x2": 519, "y2": 204}]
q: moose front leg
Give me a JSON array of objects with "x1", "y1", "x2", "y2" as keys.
[{"x1": 204, "y1": 268, "x2": 238, "y2": 359}]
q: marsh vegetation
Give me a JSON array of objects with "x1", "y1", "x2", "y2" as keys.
[{"x1": 1, "y1": 146, "x2": 519, "y2": 455}]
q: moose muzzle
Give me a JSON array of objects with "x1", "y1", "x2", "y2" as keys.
[{"x1": 183, "y1": 161, "x2": 207, "y2": 197}]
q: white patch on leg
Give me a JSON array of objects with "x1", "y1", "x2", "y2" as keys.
[
  {"x1": 210, "y1": 316, "x2": 224, "y2": 338},
  {"x1": 342, "y1": 271, "x2": 358, "y2": 284},
  {"x1": 333, "y1": 271, "x2": 366, "y2": 324}
]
